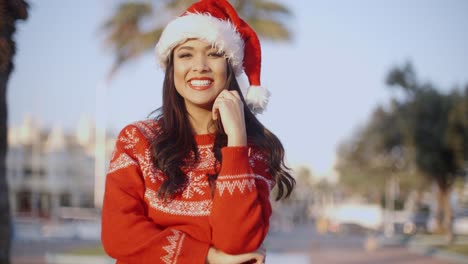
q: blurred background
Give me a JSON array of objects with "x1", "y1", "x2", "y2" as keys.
[{"x1": 2, "y1": 0, "x2": 468, "y2": 263}]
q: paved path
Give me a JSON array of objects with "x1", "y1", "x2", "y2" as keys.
[
  {"x1": 308, "y1": 246, "x2": 456, "y2": 264},
  {"x1": 265, "y1": 224, "x2": 458, "y2": 264},
  {"x1": 12, "y1": 223, "x2": 460, "y2": 264}
]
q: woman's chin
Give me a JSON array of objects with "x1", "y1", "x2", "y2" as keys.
[{"x1": 186, "y1": 100, "x2": 214, "y2": 111}]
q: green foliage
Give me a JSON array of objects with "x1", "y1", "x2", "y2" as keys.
[
  {"x1": 436, "y1": 244, "x2": 468, "y2": 256},
  {"x1": 337, "y1": 62, "x2": 468, "y2": 198},
  {"x1": 335, "y1": 107, "x2": 414, "y2": 196},
  {"x1": 386, "y1": 63, "x2": 467, "y2": 191},
  {"x1": 447, "y1": 87, "x2": 468, "y2": 172},
  {"x1": 379, "y1": 197, "x2": 405, "y2": 211},
  {"x1": 233, "y1": 0, "x2": 292, "y2": 41}
]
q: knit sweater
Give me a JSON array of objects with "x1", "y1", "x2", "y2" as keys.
[{"x1": 101, "y1": 119, "x2": 274, "y2": 264}]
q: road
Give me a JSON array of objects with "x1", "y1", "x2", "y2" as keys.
[
  {"x1": 265, "y1": 223, "x2": 457, "y2": 264},
  {"x1": 11, "y1": 221, "x2": 458, "y2": 264}
]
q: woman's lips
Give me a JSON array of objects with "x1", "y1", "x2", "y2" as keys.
[{"x1": 188, "y1": 78, "x2": 213, "y2": 90}]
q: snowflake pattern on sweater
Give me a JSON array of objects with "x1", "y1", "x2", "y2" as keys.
[{"x1": 160, "y1": 229, "x2": 186, "y2": 264}]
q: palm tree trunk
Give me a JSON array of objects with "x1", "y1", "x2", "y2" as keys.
[
  {"x1": 0, "y1": 1, "x2": 29, "y2": 262},
  {"x1": 436, "y1": 183, "x2": 454, "y2": 242},
  {"x1": 0, "y1": 72, "x2": 11, "y2": 264}
]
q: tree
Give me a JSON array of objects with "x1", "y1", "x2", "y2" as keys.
[
  {"x1": 336, "y1": 63, "x2": 468, "y2": 239},
  {"x1": 387, "y1": 63, "x2": 467, "y2": 237},
  {"x1": 336, "y1": 105, "x2": 422, "y2": 198},
  {"x1": 446, "y1": 86, "x2": 468, "y2": 178},
  {"x1": 0, "y1": 1, "x2": 29, "y2": 263},
  {"x1": 101, "y1": 0, "x2": 293, "y2": 78}
]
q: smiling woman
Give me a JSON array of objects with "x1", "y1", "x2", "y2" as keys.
[{"x1": 100, "y1": 1, "x2": 295, "y2": 264}]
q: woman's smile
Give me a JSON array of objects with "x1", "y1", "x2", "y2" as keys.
[{"x1": 188, "y1": 77, "x2": 214, "y2": 91}]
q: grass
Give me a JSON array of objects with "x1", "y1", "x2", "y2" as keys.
[
  {"x1": 436, "y1": 244, "x2": 468, "y2": 256},
  {"x1": 67, "y1": 245, "x2": 107, "y2": 255}
]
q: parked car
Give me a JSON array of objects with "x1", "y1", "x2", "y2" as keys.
[
  {"x1": 453, "y1": 209, "x2": 468, "y2": 235},
  {"x1": 325, "y1": 203, "x2": 383, "y2": 234},
  {"x1": 403, "y1": 209, "x2": 430, "y2": 235}
]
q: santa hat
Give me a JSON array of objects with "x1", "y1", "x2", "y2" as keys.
[{"x1": 155, "y1": 0, "x2": 270, "y2": 113}]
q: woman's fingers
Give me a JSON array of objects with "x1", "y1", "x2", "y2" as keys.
[
  {"x1": 206, "y1": 246, "x2": 265, "y2": 264},
  {"x1": 212, "y1": 89, "x2": 247, "y2": 146},
  {"x1": 220, "y1": 90, "x2": 241, "y2": 102},
  {"x1": 247, "y1": 252, "x2": 265, "y2": 264},
  {"x1": 230, "y1": 90, "x2": 242, "y2": 100},
  {"x1": 233, "y1": 252, "x2": 264, "y2": 264},
  {"x1": 212, "y1": 91, "x2": 226, "y2": 120},
  {"x1": 212, "y1": 90, "x2": 237, "y2": 121},
  {"x1": 212, "y1": 91, "x2": 228, "y2": 120}
]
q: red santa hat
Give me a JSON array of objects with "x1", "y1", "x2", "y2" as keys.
[{"x1": 155, "y1": 0, "x2": 270, "y2": 113}]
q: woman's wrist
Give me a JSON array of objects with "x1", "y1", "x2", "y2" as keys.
[{"x1": 227, "y1": 132, "x2": 247, "y2": 146}]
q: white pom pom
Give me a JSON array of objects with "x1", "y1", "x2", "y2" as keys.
[{"x1": 246, "y1": 85, "x2": 270, "y2": 114}]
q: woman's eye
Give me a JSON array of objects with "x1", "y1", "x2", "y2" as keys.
[
  {"x1": 209, "y1": 51, "x2": 224, "y2": 57},
  {"x1": 177, "y1": 53, "x2": 192, "y2": 58}
]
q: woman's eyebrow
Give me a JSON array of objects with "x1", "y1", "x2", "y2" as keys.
[
  {"x1": 176, "y1": 46, "x2": 194, "y2": 51},
  {"x1": 176, "y1": 44, "x2": 217, "y2": 52}
]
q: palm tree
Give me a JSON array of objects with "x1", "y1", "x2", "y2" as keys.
[
  {"x1": 101, "y1": 0, "x2": 293, "y2": 78},
  {"x1": 0, "y1": 1, "x2": 29, "y2": 263}
]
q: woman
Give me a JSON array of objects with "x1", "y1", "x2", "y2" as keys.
[{"x1": 101, "y1": 1, "x2": 295, "y2": 263}]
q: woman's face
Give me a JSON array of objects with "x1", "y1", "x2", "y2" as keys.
[{"x1": 173, "y1": 39, "x2": 228, "y2": 110}]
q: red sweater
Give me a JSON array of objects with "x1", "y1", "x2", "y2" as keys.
[{"x1": 101, "y1": 119, "x2": 274, "y2": 264}]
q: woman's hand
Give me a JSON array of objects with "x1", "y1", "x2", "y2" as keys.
[
  {"x1": 206, "y1": 246, "x2": 265, "y2": 264},
  {"x1": 212, "y1": 90, "x2": 247, "y2": 146}
]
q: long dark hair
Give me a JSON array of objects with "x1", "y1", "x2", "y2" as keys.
[{"x1": 150, "y1": 52, "x2": 295, "y2": 200}]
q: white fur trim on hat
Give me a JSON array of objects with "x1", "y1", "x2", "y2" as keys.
[
  {"x1": 246, "y1": 85, "x2": 270, "y2": 114},
  {"x1": 155, "y1": 12, "x2": 245, "y2": 76}
]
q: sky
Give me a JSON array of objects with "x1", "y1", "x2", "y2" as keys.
[{"x1": 8, "y1": 0, "x2": 468, "y2": 178}]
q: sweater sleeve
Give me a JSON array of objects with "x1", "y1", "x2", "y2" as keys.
[
  {"x1": 101, "y1": 124, "x2": 210, "y2": 264},
  {"x1": 209, "y1": 146, "x2": 274, "y2": 254}
]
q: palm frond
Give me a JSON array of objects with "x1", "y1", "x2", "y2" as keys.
[
  {"x1": 253, "y1": 0, "x2": 292, "y2": 15},
  {"x1": 248, "y1": 18, "x2": 291, "y2": 41},
  {"x1": 165, "y1": 0, "x2": 197, "y2": 10},
  {"x1": 232, "y1": 0, "x2": 291, "y2": 41}
]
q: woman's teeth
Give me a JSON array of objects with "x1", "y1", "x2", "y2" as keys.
[{"x1": 190, "y1": 80, "x2": 212, "y2": 86}]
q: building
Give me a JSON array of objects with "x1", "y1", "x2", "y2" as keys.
[{"x1": 7, "y1": 115, "x2": 115, "y2": 220}]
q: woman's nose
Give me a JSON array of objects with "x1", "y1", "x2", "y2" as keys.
[{"x1": 191, "y1": 56, "x2": 209, "y2": 72}]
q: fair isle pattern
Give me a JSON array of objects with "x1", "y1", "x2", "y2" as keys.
[
  {"x1": 160, "y1": 229, "x2": 186, "y2": 264},
  {"x1": 181, "y1": 171, "x2": 209, "y2": 199},
  {"x1": 183, "y1": 144, "x2": 216, "y2": 171},
  {"x1": 132, "y1": 120, "x2": 159, "y2": 140},
  {"x1": 108, "y1": 153, "x2": 138, "y2": 174},
  {"x1": 216, "y1": 174, "x2": 274, "y2": 196},
  {"x1": 251, "y1": 174, "x2": 275, "y2": 192},
  {"x1": 135, "y1": 148, "x2": 165, "y2": 183},
  {"x1": 248, "y1": 149, "x2": 269, "y2": 173},
  {"x1": 216, "y1": 174, "x2": 256, "y2": 196},
  {"x1": 195, "y1": 144, "x2": 217, "y2": 170},
  {"x1": 120, "y1": 127, "x2": 140, "y2": 150},
  {"x1": 132, "y1": 120, "x2": 165, "y2": 183},
  {"x1": 145, "y1": 188, "x2": 212, "y2": 216},
  {"x1": 106, "y1": 127, "x2": 140, "y2": 174}
]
